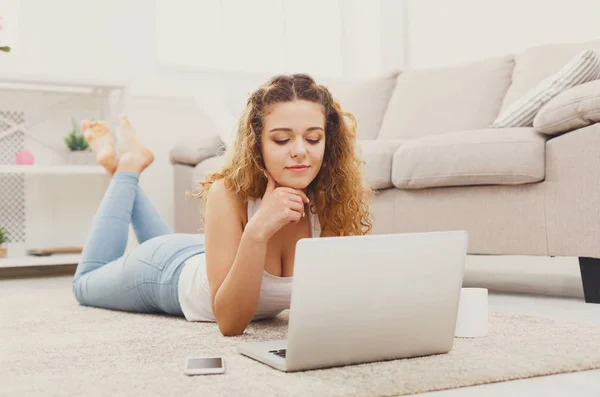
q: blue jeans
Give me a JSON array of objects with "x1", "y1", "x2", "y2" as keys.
[{"x1": 72, "y1": 171, "x2": 205, "y2": 316}]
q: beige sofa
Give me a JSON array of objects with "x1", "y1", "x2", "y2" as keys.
[{"x1": 170, "y1": 40, "x2": 600, "y2": 303}]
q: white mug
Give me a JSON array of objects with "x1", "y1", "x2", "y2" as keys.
[{"x1": 454, "y1": 287, "x2": 488, "y2": 338}]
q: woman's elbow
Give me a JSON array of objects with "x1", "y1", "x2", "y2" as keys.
[
  {"x1": 214, "y1": 306, "x2": 248, "y2": 336},
  {"x1": 217, "y1": 320, "x2": 247, "y2": 337},
  {"x1": 213, "y1": 299, "x2": 252, "y2": 336}
]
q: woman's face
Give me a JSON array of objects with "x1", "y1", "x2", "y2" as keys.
[{"x1": 261, "y1": 100, "x2": 326, "y2": 190}]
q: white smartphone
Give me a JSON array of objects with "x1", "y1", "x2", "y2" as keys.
[{"x1": 184, "y1": 356, "x2": 226, "y2": 376}]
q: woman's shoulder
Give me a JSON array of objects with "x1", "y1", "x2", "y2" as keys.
[{"x1": 206, "y1": 179, "x2": 246, "y2": 221}]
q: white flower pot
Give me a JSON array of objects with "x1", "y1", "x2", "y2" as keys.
[{"x1": 66, "y1": 151, "x2": 96, "y2": 165}]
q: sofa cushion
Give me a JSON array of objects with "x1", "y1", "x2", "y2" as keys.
[
  {"x1": 499, "y1": 40, "x2": 600, "y2": 113},
  {"x1": 169, "y1": 135, "x2": 224, "y2": 166},
  {"x1": 391, "y1": 128, "x2": 546, "y2": 189},
  {"x1": 324, "y1": 70, "x2": 401, "y2": 140},
  {"x1": 357, "y1": 140, "x2": 405, "y2": 190},
  {"x1": 377, "y1": 55, "x2": 514, "y2": 140},
  {"x1": 534, "y1": 79, "x2": 600, "y2": 136},
  {"x1": 492, "y1": 49, "x2": 600, "y2": 128}
]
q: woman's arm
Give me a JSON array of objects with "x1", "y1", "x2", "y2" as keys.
[
  {"x1": 204, "y1": 176, "x2": 308, "y2": 336},
  {"x1": 204, "y1": 180, "x2": 267, "y2": 336}
]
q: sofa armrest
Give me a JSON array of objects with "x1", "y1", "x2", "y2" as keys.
[
  {"x1": 169, "y1": 134, "x2": 225, "y2": 167},
  {"x1": 545, "y1": 122, "x2": 600, "y2": 258},
  {"x1": 533, "y1": 79, "x2": 600, "y2": 136}
]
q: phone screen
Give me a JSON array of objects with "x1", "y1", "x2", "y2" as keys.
[{"x1": 187, "y1": 357, "x2": 223, "y2": 369}]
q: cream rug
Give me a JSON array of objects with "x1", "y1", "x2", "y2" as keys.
[{"x1": 2, "y1": 276, "x2": 600, "y2": 397}]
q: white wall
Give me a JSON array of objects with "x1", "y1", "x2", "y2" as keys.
[{"x1": 406, "y1": 0, "x2": 600, "y2": 68}]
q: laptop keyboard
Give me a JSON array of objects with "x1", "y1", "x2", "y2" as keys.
[{"x1": 268, "y1": 349, "x2": 287, "y2": 358}]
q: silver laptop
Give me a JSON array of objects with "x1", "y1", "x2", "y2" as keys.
[{"x1": 236, "y1": 230, "x2": 468, "y2": 372}]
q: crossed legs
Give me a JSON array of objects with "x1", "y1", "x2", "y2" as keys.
[{"x1": 72, "y1": 115, "x2": 201, "y2": 315}]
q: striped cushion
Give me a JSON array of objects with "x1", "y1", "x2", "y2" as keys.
[{"x1": 491, "y1": 49, "x2": 600, "y2": 128}]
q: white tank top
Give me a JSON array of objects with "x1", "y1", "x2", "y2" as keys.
[{"x1": 177, "y1": 196, "x2": 321, "y2": 322}]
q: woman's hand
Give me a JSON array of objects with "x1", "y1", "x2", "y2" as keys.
[{"x1": 248, "y1": 172, "x2": 310, "y2": 242}]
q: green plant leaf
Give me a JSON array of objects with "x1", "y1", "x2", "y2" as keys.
[
  {"x1": 0, "y1": 227, "x2": 8, "y2": 245},
  {"x1": 65, "y1": 119, "x2": 89, "y2": 151}
]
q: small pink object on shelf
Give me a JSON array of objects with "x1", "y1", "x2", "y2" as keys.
[{"x1": 15, "y1": 150, "x2": 35, "y2": 165}]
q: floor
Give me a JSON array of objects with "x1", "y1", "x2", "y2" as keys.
[
  {"x1": 2, "y1": 262, "x2": 600, "y2": 397},
  {"x1": 423, "y1": 292, "x2": 600, "y2": 396}
]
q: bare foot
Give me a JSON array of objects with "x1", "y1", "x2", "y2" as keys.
[
  {"x1": 81, "y1": 120, "x2": 118, "y2": 176},
  {"x1": 115, "y1": 114, "x2": 154, "y2": 174}
]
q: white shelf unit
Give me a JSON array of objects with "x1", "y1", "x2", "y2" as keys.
[
  {"x1": 0, "y1": 165, "x2": 106, "y2": 175},
  {"x1": 0, "y1": 253, "x2": 81, "y2": 268},
  {"x1": 0, "y1": 73, "x2": 131, "y2": 151},
  {"x1": 0, "y1": 74, "x2": 130, "y2": 268}
]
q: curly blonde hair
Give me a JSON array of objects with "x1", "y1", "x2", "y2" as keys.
[{"x1": 191, "y1": 73, "x2": 373, "y2": 236}]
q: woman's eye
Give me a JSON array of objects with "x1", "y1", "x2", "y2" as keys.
[
  {"x1": 274, "y1": 139, "x2": 290, "y2": 145},
  {"x1": 307, "y1": 139, "x2": 320, "y2": 144}
]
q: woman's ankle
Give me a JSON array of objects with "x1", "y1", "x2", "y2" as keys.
[
  {"x1": 116, "y1": 152, "x2": 151, "y2": 174},
  {"x1": 116, "y1": 163, "x2": 143, "y2": 174},
  {"x1": 116, "y1": 153, "x2": 144, "y2": 174}
]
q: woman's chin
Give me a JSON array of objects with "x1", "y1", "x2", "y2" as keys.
[
  {"x1": 284, "y1": 183, "x2": 309, "y2": 190},
  {"x1": 279, "y1": 177, "x2": 312, "y2": 190}
]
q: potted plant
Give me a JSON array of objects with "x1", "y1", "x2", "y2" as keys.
[
  {"x1": 64, "y1": 117, "x2": 95, "y2": 165},
  {"x1": 0, "y1": 227, "x2": 7, "y2": 258}
]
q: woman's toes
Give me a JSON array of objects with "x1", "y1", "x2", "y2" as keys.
[
  {"x1": 81, "y1": 119, "x2": 118, "y2": 174},
  {"x1": 116, "y1": 114, "x2": 153, "y2": 166},
  {"x1": 81, "y1": 120, "x2": 91, "y2": 132},
  {"x1": 119, "y1": 113, "x2": 136, "y2": 138},
  {"x1": 83, "y1": 121, "x2": 111, "y2": 143}
]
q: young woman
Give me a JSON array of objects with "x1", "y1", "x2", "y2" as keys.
[{"x1": 72, "y1": 74, "x2": 373, "y2": 336}]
